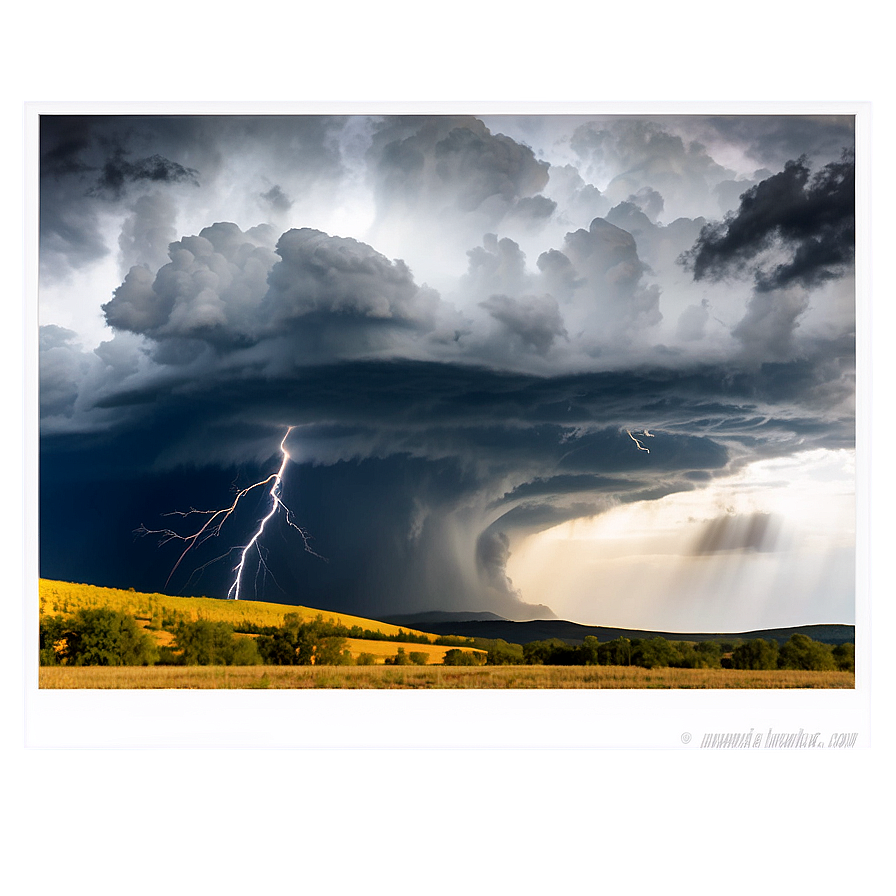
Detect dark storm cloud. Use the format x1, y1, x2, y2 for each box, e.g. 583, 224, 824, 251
39, 326, 89, 417
496, 473, 648, 503
38, 113, 858, 622
91, 149, 199, 198
39, 115, 350, 279
40, 339, 855, 617
683, 152, 855, 292
41, 133, 93, 176
700, 115, 855, 172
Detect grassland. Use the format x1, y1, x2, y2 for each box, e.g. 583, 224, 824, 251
38, 579, 487, 665
39, 579, 434, 639
39, 664, 855, 689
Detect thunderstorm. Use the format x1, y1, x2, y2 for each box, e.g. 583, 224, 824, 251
136, 426, 321, 599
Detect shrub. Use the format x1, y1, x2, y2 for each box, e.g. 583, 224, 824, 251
408, 651, 429, 666
443, 649, 485, 666
832, 642, 855, 673
61, 607, 158, 666
486, 639, 525, 665
175, 619, 239, 665
355, 653, 377, 666
315, 637, 353, 665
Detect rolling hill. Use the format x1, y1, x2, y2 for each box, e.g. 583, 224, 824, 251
377, 612, 855, 646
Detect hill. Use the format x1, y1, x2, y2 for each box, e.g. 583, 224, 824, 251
39, 579, 438, 640
377, 614, 855, 646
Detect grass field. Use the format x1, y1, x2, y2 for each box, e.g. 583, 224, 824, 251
39, 664, 855, 689
38, 579, 436, 640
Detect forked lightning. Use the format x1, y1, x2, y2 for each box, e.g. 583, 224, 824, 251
137, 426, 321, 599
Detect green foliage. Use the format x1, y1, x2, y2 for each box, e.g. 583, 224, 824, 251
443, 648, 486, 666
731, 639, 779, 670
408, 651, 429, 665
832, 642, 855, 672
434, 635, 478, 647
693, 640, 723, 668
355, 652, 377, 666
598, 637, 633, 666
385, 648, 412, 665
778, 634, 836, 671
315, 636, 353, 666
175, 619, 242, 665
55, 607, 158, 666
256, 618, 346, 665
230, 637, 263, 666
39, 614, 68, 666
632, 637, 677, 669
485, 639, 525, 665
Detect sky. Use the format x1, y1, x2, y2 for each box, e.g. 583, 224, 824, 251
37, 110, 857, 632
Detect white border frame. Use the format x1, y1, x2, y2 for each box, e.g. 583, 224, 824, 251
8, 0, 896, 881
23, 101, 872, 750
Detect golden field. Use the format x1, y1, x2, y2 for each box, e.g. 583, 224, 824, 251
39, 664, 855, 689
38, 579, 487, 665
39, 578, 436, 639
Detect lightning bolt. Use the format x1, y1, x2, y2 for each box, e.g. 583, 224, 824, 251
627, 429, 651, 453
137, 426, 323, 600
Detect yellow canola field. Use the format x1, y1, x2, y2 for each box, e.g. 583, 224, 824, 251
38, 579, 436, 641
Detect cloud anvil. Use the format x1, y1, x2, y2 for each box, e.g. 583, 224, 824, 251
38, 110, 856, 632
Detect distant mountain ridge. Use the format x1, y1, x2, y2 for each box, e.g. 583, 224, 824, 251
376, 612, 855, 646
380, 610, 510, 625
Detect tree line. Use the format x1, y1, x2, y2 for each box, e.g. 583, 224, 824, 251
39, 608, 482, 668
39, 607, 853, 673
476, 634, 854, 672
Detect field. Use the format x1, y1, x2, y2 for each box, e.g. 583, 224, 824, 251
39, 579, 434, 638
38, 579, 487, 665
39, 664, 855, 689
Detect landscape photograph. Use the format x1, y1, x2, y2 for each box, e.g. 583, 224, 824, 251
35, 107, 859, 690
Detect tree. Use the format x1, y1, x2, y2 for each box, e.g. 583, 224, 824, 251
62, 607, 158, 666
175, 619, 236, 665
693, 640, 722, 668
486, 639, 525, 665
443, 649, 485, 666
315, 636, 352, 665
778, 634, 836, 671
832, 642, 855, 673
408, 652, 429, 666
39, 614, 68, 666
230, 637, 262, 665
731, 639, 779, 670
580, 636, 601, 665
632, 637, 676, 669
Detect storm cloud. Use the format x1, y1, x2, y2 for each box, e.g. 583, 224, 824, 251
37, 111, 857, 628
683, 152, 855, 292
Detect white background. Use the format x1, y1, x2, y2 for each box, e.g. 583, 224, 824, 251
5, 3, 893, 890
